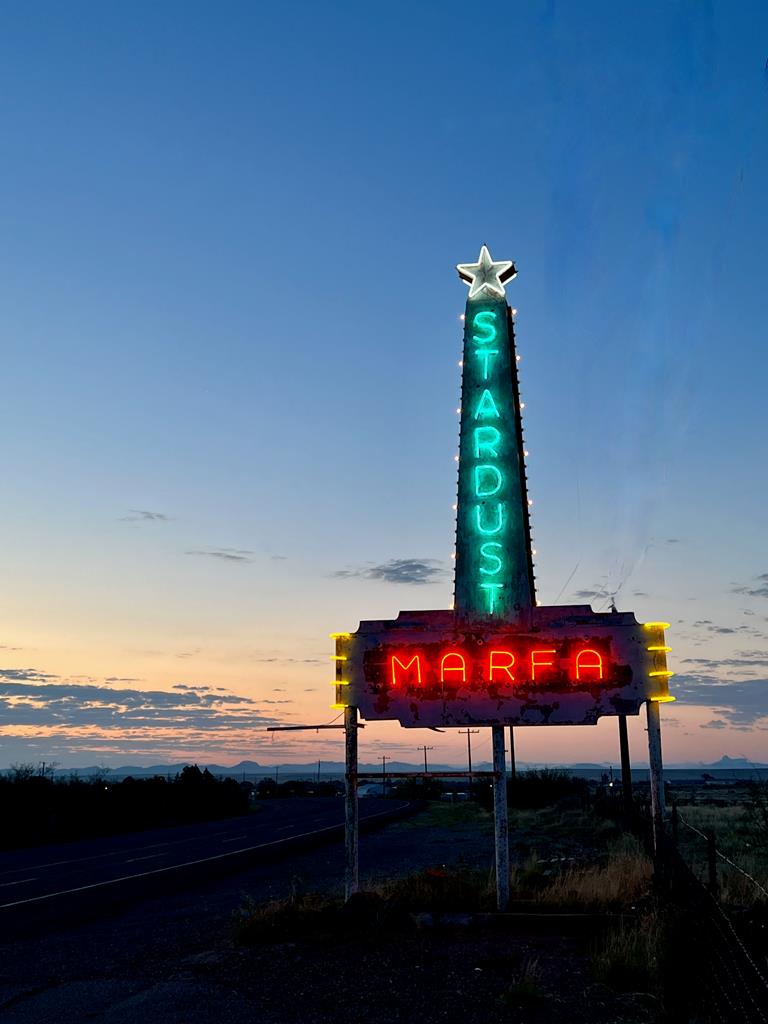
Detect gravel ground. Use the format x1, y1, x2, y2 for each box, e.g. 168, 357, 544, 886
0, 803, 659, 1024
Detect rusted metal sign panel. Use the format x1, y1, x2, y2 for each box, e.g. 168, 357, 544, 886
334, 608, 671, 728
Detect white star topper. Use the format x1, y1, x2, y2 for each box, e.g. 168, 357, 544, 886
456, 245, 517, 299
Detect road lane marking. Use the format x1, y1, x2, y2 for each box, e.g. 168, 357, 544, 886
220, 835, 248, 843
0, 841, 173, 876
0, 878, 37, 887
123, 854, 164, 864
0, 803, 408, 910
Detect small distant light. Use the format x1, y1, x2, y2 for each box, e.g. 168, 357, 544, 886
456, 407, 461, 414
452, 504, 457, 511
454, 454, 459, 462
511, 308, 517, 315
458, 361, 463, 367
532, 549, 537, 555
516, 354, 521, 362
528, 499, 534, 507
520, 402, 526, 409
459, 314, 465, 321
524, 449, 529, 456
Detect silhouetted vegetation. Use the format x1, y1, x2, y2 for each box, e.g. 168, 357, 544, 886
255, 777, 343, 799
0, 763, 250, 849
471, 768, 590, 811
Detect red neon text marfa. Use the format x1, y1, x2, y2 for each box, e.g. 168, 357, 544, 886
389, 648, 604, 687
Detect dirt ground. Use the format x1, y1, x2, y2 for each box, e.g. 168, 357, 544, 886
0, 802, 660, 1024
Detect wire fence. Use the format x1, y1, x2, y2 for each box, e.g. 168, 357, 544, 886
661, 806, 768, 1023
677, 810, 768, 901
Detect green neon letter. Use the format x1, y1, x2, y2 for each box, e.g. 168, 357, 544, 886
479, 542, 503, 576
472, 310, 497, 345
475, 502, 505, 535
474, 389, 500, 419
480, 582, 504, 614
473, 426, 501, 459
475, 349, 498, 381
474, 464, 503, 497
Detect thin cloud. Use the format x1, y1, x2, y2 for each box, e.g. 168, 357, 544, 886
333, 558, 446, 585
672, 673, 768, 727
187, 548, 254, 563
121, 510, 170, 522
0, 675, 284, 736
573, 588, 603, 600
701, 720, 727, 729
732, 573, 768, 599
252, 657, 324, 665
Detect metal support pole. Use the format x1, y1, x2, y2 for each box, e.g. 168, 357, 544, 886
618, 715, 632, 810
508, 725, 517, 783
458, 728, 478, 797
344, 705, 359, 899
491, 724, 510, 910
646, 699, 666, 859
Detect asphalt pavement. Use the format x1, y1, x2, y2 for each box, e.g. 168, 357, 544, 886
0, 797, 408, 932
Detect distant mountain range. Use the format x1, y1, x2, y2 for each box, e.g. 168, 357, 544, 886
19, 753, 766, 778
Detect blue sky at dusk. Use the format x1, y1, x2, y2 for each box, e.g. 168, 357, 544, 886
1, 1, 767, 768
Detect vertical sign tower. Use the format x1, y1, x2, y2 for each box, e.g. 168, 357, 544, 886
455, 246, 534, 622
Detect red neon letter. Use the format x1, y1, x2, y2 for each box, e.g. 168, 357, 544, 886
575, 648, 603, 681
531, 649, 556, 681
488, 650, 515, 682
390, 654, 422, 687
440, 652, 467, 683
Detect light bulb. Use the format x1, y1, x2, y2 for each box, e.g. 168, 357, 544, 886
524, 450, 529, 457
454, 455, 459, 462
511, 308, 517, 315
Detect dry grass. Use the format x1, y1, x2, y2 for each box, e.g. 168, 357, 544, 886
374, 865, 493, 911
233, 891, 337, 944
533, 835, 652, 910
591, 912, 660, 993
498, 956, 547, 1008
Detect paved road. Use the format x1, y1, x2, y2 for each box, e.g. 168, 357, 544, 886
0, 797, 407, 930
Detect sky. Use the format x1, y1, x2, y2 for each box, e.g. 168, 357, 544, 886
1, 1, 767, 770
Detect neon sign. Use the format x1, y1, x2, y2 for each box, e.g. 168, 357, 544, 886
332, 247, 674, 728
454, 297, 533, 619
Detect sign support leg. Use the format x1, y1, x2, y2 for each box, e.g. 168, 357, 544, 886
491, 724, 510, 910
344, 705, 359, 899
646, 699, 665, 858
618, 714, 632, 810
507, 724, 516, 783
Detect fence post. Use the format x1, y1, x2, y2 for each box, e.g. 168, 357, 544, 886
706, 829, 718, 899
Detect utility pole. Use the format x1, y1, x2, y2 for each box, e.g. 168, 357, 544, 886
418, 745, 434, 773
380, 755, 390, 797
458, 729, 479, 795
274, 765, 279, 785
317, 759, 321, 785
